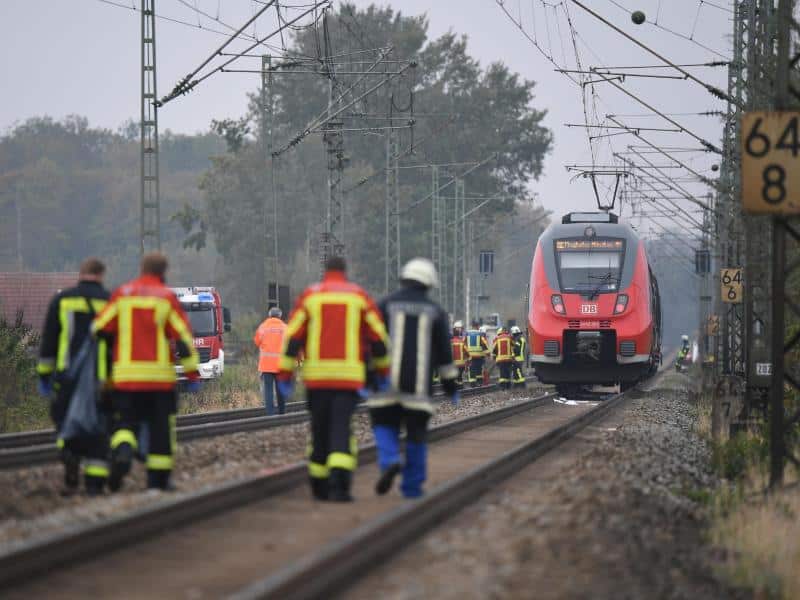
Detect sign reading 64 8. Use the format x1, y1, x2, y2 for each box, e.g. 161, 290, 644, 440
742, 111, 800, 214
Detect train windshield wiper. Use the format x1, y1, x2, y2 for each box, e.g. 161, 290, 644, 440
587, 271, 616, 300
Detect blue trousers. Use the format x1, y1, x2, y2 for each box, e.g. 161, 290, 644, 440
370, 404, 430, 498
261, 372, 285, 415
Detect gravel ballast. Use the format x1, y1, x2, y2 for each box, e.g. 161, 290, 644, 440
348, 372, 747, 600
0, 387, 537, 549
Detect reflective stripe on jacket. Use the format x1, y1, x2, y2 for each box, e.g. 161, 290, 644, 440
513, 336, 527, 362
451, 336, 467, 366
492, 333, 514, 363
254, 317, 286, 373
279, 270, 390, 390
92, 274, 199, 391
465, 330, 489, 357
38, 281, 111, 382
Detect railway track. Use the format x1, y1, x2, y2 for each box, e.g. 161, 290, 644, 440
0, 384, 637, 598
0, 381, 516, 470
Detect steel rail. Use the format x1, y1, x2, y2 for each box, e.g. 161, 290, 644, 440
233, 388, 632, 600
0, 391, 554, 589
0, 381, 521, 470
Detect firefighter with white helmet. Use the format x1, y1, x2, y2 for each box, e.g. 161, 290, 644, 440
368, 258, 458, 498
451, 320, 468, 384
510, 325, 527, 388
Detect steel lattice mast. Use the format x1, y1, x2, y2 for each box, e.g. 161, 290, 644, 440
140, 0, 161, 256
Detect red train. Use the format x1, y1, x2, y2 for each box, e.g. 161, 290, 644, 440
527, 212, 662, 395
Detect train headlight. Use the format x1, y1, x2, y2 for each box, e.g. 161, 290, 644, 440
613, 294, 628, 315
551, 294, 566, 314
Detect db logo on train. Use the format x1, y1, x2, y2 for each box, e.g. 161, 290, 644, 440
580, 304, 598, 315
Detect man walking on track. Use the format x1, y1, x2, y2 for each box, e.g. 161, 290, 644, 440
254, 306, 287, 415
277, 256, 390, 502
38, 257, 112, 496
92, 252, 200, 491
368, 258, 459, 498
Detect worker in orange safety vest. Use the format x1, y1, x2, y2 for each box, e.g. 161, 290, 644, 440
254, 306, 287, 415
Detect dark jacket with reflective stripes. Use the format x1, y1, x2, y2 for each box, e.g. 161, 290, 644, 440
38, 280, 111, 381
378, 283, 458, 398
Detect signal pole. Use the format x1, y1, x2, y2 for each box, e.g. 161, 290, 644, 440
262, 55, 279, 309
140, 0, 161, 256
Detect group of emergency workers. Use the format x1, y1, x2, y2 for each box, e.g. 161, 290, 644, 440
450, 322, 527, 391
38, 254, 200, 496
35, 249, 525, 504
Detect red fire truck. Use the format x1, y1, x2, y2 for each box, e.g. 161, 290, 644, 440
170, 286, 231, 381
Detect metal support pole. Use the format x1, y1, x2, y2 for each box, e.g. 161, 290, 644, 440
140, 0, 161, 256
262, 55, 279, 309
384, 129, 400, 293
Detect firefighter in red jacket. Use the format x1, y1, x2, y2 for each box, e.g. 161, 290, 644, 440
450, 320, 468, 385
492, 327, 514, 390
277, 256, 390, 502
91, 252, 200, 491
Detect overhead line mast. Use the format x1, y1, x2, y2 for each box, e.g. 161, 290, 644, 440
140, 0, 160, 256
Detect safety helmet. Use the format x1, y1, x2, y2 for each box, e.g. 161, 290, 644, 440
510, 325, 521, 335
268, 306, 282, 318
497, 327, 506, 335
453, 320, 464, 329
479, 325, 488, 334
400, 257, 439, 288
681, 334, 689, 341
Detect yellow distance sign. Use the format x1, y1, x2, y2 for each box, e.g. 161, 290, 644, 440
742, 111, 800, 214
721, 268, 743, 304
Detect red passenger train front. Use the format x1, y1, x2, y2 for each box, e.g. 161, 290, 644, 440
527, 212, 661, 392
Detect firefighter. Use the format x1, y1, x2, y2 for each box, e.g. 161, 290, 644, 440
254, 306, 287, 415
277, 256, 390, 502
464, 321, 489, 387
450, 320, 468, 385
510, 325, 527, 388
492, 327, 514, 390
37, 258, 111, 496
91, 252, 200, 492
368, 258, 458, 498
676, 334, 690, 371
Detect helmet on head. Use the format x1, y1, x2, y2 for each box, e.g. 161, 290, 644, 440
511, 325, 521, 335
479, 325, 488, 334
268, 306, 282, 318
453, 320, 464, 329
497, 327, 506, 335
400, 257, 439, 288
681, 334, 689, 342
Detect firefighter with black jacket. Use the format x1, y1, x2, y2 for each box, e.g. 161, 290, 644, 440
38, 258, 111, 495
91, 253, 200, 491
510, 325, 527, 388
277, 256, 390, 502
368, 258, 459, 498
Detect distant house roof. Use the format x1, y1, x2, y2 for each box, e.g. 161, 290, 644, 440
0, 272, 78, 331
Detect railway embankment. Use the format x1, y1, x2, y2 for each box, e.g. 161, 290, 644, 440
347, 370, 749, 599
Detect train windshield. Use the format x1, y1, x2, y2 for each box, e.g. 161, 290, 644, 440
554, 238, 625, 295
183, 303, 216, 337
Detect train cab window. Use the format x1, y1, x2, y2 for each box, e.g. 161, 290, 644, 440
554, 238, 625, 296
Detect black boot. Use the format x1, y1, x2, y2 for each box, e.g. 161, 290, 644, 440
147, 470, 172, 490
328, 468, 354, 502
108, 443, 134, 493
375, 463, 402, 496
310, 477, 329, 501
60, 448, 80, 496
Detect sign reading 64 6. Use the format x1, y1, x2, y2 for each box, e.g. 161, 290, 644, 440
742, 111, 800, 214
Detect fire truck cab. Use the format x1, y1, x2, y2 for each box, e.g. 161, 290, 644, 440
170, 286, 231, 380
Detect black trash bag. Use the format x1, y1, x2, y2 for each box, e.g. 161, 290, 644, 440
59, 338, 104, 441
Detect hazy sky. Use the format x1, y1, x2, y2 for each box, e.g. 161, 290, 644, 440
0, 0, 731, 224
